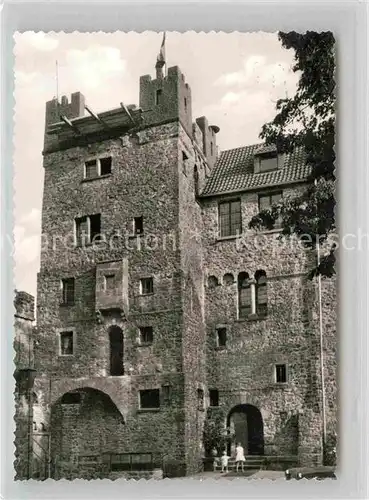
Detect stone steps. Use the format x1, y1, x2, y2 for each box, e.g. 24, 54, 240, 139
214, 457, 264, 471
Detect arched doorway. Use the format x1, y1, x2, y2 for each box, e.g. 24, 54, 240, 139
109, 325, 124, 376
50, 387, 125, 479
227, 404, 264, 456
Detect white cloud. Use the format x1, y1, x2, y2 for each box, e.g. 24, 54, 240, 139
215, 55, 297, 94
221, 91, 244, 104
20, 208, 41, 229
65, 46, 127, 90
14, 226, 40, 265
15, 32, 59, 53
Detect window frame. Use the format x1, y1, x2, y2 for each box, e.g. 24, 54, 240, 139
83, 156, 112, 180
133, 216, 144, 235
139, 388, 161, 410
216, 327, 227, 348
238, 272, 252, 318
258, 152, 279, 173
209, 389, 219, 407
58, 329, 76, 357
61, 277, 75, 306
218, 199, 242, 238
74, 213, 102, 246
140, 277, 154, 296
275, 363, 288, 384
139, 326, 154, 345
255, 271, 268, 317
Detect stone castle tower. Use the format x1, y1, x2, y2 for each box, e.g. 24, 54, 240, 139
27, 48, 336, 479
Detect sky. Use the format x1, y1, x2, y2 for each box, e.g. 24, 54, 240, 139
13, 31, 298, 297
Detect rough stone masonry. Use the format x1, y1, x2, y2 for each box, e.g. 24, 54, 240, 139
14, 52, 337, 479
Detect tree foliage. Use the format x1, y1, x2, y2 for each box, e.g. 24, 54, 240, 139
249, 31, 336, 278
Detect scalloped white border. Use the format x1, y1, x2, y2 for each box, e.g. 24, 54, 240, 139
2, 1, 368, 498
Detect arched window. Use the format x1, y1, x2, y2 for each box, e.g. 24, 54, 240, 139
238, 272, 251, 318
255, 270, 267, 317
109, 326, 124, 376
194, 165, 199, 195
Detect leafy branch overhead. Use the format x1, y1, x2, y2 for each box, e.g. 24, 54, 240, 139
249, 31, 336, 278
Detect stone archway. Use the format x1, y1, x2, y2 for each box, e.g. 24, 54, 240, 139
227, 404, 265, 456
50, 387, 125, 479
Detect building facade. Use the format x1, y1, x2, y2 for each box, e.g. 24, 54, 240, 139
23, 55, 336, 478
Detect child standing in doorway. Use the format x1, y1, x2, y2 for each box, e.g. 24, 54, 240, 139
235, 443, 245, 472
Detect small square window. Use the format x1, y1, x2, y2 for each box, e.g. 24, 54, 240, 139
275, 364, 287, 383
139, 389, 160, 409
60, 331, 74, 356
216, 328, 227, 347
209, 389, 219, 407
134, 217, 144, 235
100, 157, 112, 175
61, 278, 75, 305
104, 274, 115, 291
139, 326, 153, 344
85, 159, 98, 179
140, 278, 154, 295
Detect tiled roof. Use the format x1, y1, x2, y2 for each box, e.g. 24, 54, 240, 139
201, 144, 311, 197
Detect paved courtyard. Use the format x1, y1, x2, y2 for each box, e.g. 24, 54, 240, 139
190, 470, 285, 480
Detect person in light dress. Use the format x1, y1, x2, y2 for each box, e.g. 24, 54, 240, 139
220, 451, 230, 473
235, 443, 245, 472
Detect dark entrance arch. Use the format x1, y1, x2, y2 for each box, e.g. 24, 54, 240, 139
109, 326, 124, 376
50, 387, 125, 479
227, 404, 264, 456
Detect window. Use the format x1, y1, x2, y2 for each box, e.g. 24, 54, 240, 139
255, 270, 267, 316
90, 214, 102, 242
110, 453, 153, 472
61, 392, 81, 404
60, 331, 74, 355
209, 389, 219, 407
238, 272, 252, 318
84, 157, 112, 179
139, 389, 160, 409
258, 191, 283, 211
109, 326, 124, 376
219, 200, 241, 237
162, 384, 172, 405
275, 364, 287, 383
104, 274, 115, 291
100, 157, 112, 175
156, 89, 163, 105
258, 152, 278, 172
258, 192, 282, 228
210, 141, 213, 156
140, 277, 154, 295
197, 388, 204, 411
134, 217, 144, 235
75, 214, 102, 246
61, 278, 75, 305
139, 326, 153, 344
184, 97, 187, 111
216, 327, 227, 347
85, 159, 98, 179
